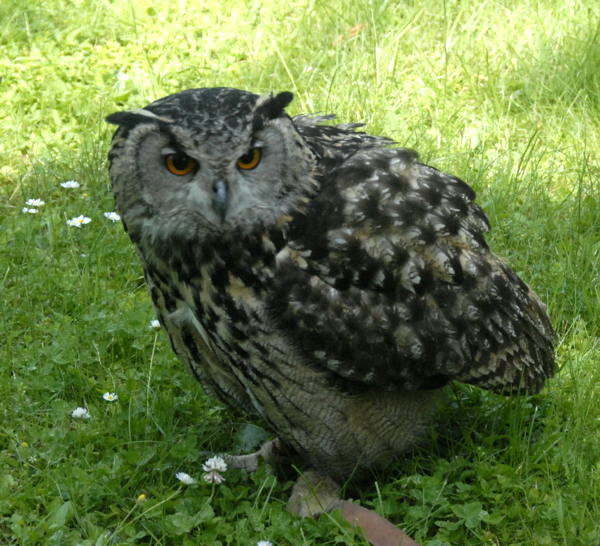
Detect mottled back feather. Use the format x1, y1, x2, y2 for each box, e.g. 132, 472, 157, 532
275, 118, 555, 393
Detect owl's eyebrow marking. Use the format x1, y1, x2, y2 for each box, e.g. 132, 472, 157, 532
161, 136, 195, 157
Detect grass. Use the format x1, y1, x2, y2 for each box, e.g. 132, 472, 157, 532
0, 0, 598, 544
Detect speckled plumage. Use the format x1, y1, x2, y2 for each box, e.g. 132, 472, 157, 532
107, 87, 555, 479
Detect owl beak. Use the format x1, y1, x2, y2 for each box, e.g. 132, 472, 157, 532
212, 179, 229, 222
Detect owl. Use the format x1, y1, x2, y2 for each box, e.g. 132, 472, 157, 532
106, 87, 555, 485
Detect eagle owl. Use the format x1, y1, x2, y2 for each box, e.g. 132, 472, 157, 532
107, 87, 555, 481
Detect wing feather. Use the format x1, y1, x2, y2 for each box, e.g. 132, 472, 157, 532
271, 133, 555, 394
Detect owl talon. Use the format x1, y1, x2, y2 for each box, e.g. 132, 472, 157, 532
286, 470, 342, 517
286, 470, 420, 546
224, 438, 290, 473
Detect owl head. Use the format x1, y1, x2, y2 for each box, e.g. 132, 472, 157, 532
107, 88, 317, 244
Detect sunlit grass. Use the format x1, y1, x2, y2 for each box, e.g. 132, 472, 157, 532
1, 0, 598, 544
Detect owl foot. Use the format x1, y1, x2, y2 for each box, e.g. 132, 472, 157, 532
224, 438, 293, 473
286, 469, 342, 516
227, 445, 420, 545
287, 470, 420, 546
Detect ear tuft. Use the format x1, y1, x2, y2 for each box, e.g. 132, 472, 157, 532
105, 108, 172, 129
271, 91, 294, 113
253, 92, 294, 131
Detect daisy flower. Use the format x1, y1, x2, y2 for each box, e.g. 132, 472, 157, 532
60, 180, 80, 189
175, 472, 196, 485
71, 407, 91, 419
149, 319, 161, 329
202, 455, 227, 484
102, 392, 118, 402
67, 215, 92, 227
22, 208, 39, 214
257, 541, 273, 546
26, 199, 45, 207
103, 211, 121, 222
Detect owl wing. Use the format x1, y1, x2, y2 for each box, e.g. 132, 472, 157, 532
271, 144, 555, 394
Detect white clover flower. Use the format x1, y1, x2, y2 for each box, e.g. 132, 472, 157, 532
102, 392, 118, 402
257, 541, 273, 546
202, 455, 227, 484
175, 472, 196, 485
22, 207, 39, 214
67, 215, 92, 227
60, 180, 80, 189
149, 319, 161, 329
202, 455, 228, 473
26, 199, 45, 207
103, 211, 121, 222
71, 407, 91, 419
203, 470, 226, 484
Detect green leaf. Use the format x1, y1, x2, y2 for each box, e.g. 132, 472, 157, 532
451, 501, 488, 529
47, 501, 74, 529
166, 502, 215, 535
166, 512, 198, 535
434, 519, 461, 531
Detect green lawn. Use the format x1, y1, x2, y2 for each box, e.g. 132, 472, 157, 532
1, 1, 598, 544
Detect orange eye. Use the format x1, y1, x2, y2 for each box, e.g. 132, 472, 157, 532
164, 152, 197, 176
236, 148, 262, 170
